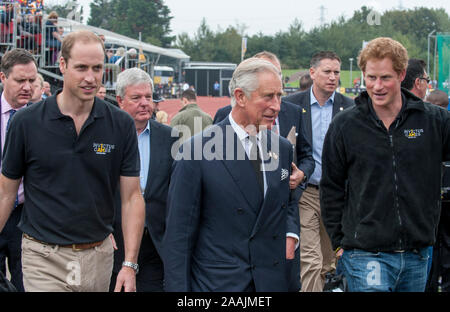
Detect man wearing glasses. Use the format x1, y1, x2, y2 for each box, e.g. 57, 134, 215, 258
401, 59, 430, 100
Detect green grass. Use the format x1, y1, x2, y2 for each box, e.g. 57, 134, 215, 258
282, 69, 363, 95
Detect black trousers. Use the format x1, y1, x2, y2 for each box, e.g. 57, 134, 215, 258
426, 201, 450, 292
110, 228, 164, 292
0, 204, 24, 292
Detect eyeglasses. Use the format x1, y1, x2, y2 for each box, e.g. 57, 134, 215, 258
419, 77, 430, 84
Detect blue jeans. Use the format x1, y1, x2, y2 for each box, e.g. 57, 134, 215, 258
341, 248, 429, 292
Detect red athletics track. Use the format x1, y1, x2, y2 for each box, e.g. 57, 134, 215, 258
158, 96, 231, 123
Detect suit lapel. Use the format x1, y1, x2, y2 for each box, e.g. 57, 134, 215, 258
278, 102, 289, 137
144, 120, 162, 197
251, 131, 281, 237
218, 120, 264, 214
301, 91, 313, 145
332, 94, 345, 117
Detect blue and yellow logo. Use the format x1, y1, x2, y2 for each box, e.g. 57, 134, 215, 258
93, 143, 115, 155
404, 129, 424, 139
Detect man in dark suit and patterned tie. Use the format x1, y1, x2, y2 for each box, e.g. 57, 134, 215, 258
164, 57, 299, 292
213, 51, 315, 193
284, 51, 354, 292
111, 67, 179, 291
213, 51, 315, 291
0, 48, 37, 292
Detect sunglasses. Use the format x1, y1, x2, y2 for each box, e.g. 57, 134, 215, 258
419, 77, 430, 84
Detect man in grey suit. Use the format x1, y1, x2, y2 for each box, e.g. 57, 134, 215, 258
111, 68, 179, 291
284, 51, 354, 292
164, 57, 299, 291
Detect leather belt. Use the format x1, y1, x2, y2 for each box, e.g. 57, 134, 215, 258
307, 183, 319, 190
23, 233, 103, 251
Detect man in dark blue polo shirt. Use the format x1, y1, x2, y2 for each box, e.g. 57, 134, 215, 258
0, 30, 145, 292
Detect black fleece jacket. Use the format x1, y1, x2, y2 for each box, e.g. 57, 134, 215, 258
320, 89, 450, 252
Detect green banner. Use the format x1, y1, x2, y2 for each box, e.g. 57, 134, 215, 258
437, 33, 450, 93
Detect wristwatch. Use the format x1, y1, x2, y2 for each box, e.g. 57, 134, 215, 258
302, 174, 307, 184
122, 261, 139, 274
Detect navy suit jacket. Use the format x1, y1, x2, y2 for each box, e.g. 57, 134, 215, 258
213, 100, 315, 195
163, 117, 298, 291
283, 88, 354, 148
112, 119, 179, 273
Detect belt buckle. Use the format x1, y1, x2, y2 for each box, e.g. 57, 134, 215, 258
72, 244, 83, 252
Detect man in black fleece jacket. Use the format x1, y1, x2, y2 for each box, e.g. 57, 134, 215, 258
320, 37, 450, 292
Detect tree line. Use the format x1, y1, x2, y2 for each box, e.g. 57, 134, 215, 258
175, 6, 450, 70
46, 2, 450, 71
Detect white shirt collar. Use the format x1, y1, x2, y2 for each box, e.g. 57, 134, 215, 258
228, 112, 263, 142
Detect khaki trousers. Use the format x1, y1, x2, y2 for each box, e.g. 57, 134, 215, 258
21, 235, 113, 292
299, 186, 335, 292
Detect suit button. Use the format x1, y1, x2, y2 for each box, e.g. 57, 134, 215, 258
273, 260, 279, 266
282, 204, 286, 209
252, 265, 256, 270
273, 235, 277, 240
237, 208, 244, 214
249, 237, 253, 241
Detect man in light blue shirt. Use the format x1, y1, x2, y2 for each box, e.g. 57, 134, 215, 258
285, 51, 354, 291
112, 67, 179, 292
308, 90, 334, 187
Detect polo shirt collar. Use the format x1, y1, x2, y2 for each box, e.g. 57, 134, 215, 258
47, 89, 106, 120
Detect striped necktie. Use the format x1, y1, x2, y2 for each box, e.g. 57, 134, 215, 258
6, 109, 16, 131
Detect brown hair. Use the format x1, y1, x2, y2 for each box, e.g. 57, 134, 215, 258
426, 90, 449, 109
358, 37, 408, 74
310, 51, 341, 68
61, 30, 105, 63
181, 89, 196, 102
1, 48, 37, 77
48, 11, 58, 20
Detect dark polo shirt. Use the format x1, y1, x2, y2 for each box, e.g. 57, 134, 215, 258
1, 92, 140, 245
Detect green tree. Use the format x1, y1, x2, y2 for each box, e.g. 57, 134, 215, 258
87, 0, 115, 29
88, 0, 174, 47
45, 0, 84, 23
173, 6, 450, 71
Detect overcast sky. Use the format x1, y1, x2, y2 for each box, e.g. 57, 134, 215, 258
52, 0, 449, 37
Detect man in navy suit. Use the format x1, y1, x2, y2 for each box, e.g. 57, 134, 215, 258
111, 68, 179, 291
214, 51, 314, 191
164, 57, 299, 292
213, 51, 314, 291
284, 51, 354, 291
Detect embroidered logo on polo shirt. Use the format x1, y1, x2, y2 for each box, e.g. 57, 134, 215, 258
93, 143, 115, 155
404, 129, 424, 139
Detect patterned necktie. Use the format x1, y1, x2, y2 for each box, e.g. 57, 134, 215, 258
6, 109, 19, 208
6, 109, 16, 132
248, 136, 264, 194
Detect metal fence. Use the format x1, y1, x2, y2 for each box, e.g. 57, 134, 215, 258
0, 2, 68, 69
1, 2, 178, 96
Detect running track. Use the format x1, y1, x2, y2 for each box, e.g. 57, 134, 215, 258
158, 96, 231, 123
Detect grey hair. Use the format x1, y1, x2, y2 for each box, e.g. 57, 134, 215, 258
229, 57, 280, 107
116, 67, 154, 98
36, 73, 44, 88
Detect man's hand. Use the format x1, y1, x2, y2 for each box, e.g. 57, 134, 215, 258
336, 248, 344, 259
289, 163, 305, 190
286, 237, 297, 259
109, 234, 118, 250
114, 267, 136, 292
